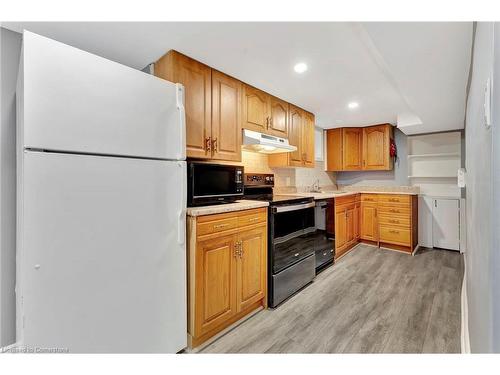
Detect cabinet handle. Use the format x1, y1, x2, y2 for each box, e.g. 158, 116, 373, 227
234, 242, 239, 257
270, 117, 273, 128
389, 230, 400, 234
205, 137, 212, 153
212, 138, 218, 153
435, 200, 437, 208
266, 117, 270, 129
240, 242, 244, 258
389, 219, 399, 223
213, 223, 228, 229
249, 217, 260, 222
389, 209, 399, 213
389, 198, 399, 202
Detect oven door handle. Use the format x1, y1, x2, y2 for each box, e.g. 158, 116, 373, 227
274, 201, 316, 213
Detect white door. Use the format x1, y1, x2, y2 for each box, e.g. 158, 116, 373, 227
20, 31, 185, 160
18, 151, 187, 353
432, 198, 460, 251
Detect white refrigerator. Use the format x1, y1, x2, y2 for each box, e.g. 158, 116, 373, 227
16, 31, 187, 353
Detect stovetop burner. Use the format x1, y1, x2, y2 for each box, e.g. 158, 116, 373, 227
243, 172, 312, 205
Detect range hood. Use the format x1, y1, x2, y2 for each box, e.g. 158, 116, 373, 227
242, 129, 297, 154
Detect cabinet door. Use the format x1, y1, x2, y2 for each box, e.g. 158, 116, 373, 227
360, 203, 378, 241
342, 128, 363, 170
288, 105, 304, 166
155, 51, 211, 159
335, 208, 347, 249
242, 85, 270, 133
211, 70, 242, 162
326, 128, 343, 171
269, 96, 288, 137
354, 203, 360, 240
302, 111, 315, 168
363, 125, 390, 170
346, 205, 355, 244
195, 234, 237, 336
236, 225, 267, 312
432, 199, 460, 251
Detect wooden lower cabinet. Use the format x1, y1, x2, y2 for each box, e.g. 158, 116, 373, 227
335, 193, 418, 258
360, 202, 378, 242
236, 227, 267, 312
334, 194, 359, 259
195, 234, 237, 335
187, 208, 267, 348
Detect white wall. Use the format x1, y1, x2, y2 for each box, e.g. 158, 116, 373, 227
335, 128, 409, 187
0, 27, 21, 347
464, 22, 494, 353
492, 23, 500, 353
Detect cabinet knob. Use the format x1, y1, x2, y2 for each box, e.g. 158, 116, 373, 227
212, 138, 218, 153
205, 137, 212, 153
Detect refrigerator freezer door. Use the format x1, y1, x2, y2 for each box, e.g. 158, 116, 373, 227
20, 31, 185, 160
18, 151, 187, 353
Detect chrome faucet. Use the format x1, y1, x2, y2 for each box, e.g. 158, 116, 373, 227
310, 179, 321, 193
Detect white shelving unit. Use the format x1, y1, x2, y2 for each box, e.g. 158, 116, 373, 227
407, 131, 461, 196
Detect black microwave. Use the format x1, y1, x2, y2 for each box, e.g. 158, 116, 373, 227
187, 162, 244, 206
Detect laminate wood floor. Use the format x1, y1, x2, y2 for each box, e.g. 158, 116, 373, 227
200, 245, 464, 354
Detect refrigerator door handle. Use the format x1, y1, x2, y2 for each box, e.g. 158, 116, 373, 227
178, 210, 186, 245
176, 83, 186, 160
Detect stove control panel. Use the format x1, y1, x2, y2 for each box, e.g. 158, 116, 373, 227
244, 173, 275, 187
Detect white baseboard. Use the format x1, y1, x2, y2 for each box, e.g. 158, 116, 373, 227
461, 265, 471, 353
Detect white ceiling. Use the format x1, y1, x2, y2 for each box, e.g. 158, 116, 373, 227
2, 22, 473, 134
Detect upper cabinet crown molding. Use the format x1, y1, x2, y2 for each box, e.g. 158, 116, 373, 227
326, 124, 394, 172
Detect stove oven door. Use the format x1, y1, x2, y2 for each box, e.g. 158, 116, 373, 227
269, 200, 317, 307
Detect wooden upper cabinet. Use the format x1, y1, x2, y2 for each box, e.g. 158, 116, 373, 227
269, 96, 288, 137
242, 85, 270, 133
342, 128, 363, 170
268, 106, 315, 168
287, 105, 304, 166
326, 128, 343, 171
326, 124, 394, 171
211, 70, 242, 162
303, 112, 315, 167
362, 124, 393, 170
236, 226, 267, 312
154, 50, 211, 159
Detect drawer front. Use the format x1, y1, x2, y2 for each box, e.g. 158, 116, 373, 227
270, 253, 315, 308
378, 194, 411, 205
197, 217, 238, 236
360, 194, 378, 203
378, 205, 411, 216
378, 214, 410, 227
238, 210, 267, 227
379, 226, 411, 245
335, 195, 356, 206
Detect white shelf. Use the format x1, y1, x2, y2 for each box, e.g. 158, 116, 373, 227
408, 175, 457, 178
407, 153, 460, 158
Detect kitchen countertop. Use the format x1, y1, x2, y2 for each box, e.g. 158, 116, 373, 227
280, 190, 419, 200
186, 200, 269, 217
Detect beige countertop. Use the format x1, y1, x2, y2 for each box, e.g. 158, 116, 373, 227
186, 200, 269, 217
280, 190, 418, 200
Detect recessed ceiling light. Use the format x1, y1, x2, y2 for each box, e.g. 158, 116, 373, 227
347, 102, 359, 109
293, 62, 308, 74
